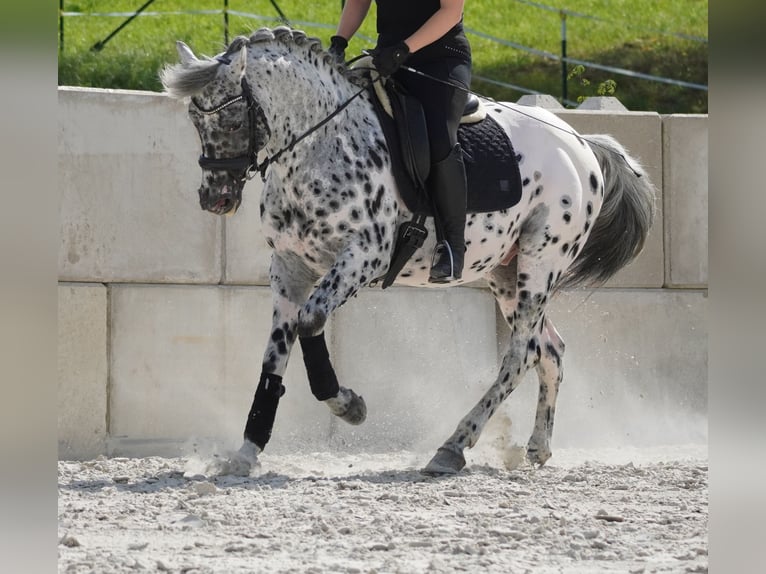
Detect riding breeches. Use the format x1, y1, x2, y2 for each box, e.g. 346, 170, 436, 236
392, 57, 472, 162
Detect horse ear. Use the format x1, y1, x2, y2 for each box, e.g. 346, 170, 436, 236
176, 41, 198, 65
230, 45, 248, 78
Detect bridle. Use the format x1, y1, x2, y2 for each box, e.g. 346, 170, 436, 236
192, 75, 270, 182
192, 61, 377, 183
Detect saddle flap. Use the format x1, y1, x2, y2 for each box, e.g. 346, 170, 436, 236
386, 81, 431, 190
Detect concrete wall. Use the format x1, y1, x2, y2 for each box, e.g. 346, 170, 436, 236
58, 88, 708, 459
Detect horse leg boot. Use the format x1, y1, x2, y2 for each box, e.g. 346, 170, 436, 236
429, 143, 468, 283
300, 332, 366, 425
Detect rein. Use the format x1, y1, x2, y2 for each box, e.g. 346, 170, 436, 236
255, 79, 374, 180
194, 64, 377, 183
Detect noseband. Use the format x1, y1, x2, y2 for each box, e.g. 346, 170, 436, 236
192, 75, 271, 181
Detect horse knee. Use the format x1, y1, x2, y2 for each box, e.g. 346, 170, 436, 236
297, 307, 327, 338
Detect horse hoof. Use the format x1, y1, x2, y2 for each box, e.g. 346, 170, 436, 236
326, 387, 367, 425
208, 441, 261, 476
526, 445, 551, 467
421, 447, 466, 476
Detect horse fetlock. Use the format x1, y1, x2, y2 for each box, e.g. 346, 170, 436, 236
526, 439, 552, 466
324, 386, 367, 425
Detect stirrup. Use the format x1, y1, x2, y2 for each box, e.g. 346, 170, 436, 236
429, 241, 461, 283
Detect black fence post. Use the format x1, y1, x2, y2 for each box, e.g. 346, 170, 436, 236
224, 0, 229, 46
91, 0, 158, 52
270, 0, 290, 25
560, 11, 568, 104
59, 0, 64, 52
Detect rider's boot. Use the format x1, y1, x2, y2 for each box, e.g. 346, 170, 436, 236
429, 143, 467, 283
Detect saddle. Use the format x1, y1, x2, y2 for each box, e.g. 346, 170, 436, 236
362, 66, 523, 287
376, 79, 484, 193
370, 76, 522, 216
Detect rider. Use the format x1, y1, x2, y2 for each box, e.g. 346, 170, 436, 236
329, 0, 472, 282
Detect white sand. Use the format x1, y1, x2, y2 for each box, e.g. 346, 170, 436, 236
58, 444, 707, 573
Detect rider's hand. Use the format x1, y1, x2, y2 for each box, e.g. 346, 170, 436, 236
372, 41, 410, 77
328, 35, 348, 64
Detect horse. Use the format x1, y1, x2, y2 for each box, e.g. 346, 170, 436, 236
161, 26, 655, 476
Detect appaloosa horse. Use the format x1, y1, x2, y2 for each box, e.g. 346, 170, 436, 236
161, 26, 655, 475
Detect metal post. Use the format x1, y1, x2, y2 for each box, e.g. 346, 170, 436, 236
90, 0, 158, 52
224, 0, 229, 46
560, 11, 568, 104
270, 0, 290, 25
59, 0, 64, 52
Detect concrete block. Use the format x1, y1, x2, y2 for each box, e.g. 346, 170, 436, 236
108, 284, 332, 456
223, 178, 273, 285
577, 97, 628, 111
58, 284, 108, 459
495, 289, 707, 454
555, 110, 664, 288
109, 285, 226, 449
329, 286, 500, 451
58, 88, 222, 283
663, 115, 708, 287
517, 94, 564, 109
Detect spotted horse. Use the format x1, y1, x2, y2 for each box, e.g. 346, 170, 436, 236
161, 27, 655, 476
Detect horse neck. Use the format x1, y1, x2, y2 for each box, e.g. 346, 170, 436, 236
247, 47, 359, 156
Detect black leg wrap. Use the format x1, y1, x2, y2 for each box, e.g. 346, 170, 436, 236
243, 373, 285, 450
299, 333, 340, 401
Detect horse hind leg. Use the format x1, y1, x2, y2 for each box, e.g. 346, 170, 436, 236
527, 318, 565, 466
423, 248, 561, 475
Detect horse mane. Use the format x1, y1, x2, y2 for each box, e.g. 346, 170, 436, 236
162, 26, 359, 99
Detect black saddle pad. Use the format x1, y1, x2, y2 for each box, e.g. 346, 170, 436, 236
372, 94, 522, 215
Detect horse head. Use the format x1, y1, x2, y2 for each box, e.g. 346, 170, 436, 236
161, 38, 271, 215
162, 27, 363, 216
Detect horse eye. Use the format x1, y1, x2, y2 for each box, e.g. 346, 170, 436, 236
228, 122, 244, 132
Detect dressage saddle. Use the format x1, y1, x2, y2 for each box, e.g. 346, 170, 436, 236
369, 76, 523, 287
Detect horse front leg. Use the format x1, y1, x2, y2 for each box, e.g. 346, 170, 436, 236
239, 253, 314, 463
296, 242, 381, 426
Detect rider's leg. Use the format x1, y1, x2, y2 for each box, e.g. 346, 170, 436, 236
396, 58, 471, 282
428, 143, 467, 282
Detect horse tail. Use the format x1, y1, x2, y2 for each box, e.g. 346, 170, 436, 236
557, 134, 656, 290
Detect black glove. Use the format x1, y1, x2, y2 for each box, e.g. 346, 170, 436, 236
328, 35, 348, 63
372, 41, 410, 77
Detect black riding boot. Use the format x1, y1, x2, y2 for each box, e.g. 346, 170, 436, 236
429, 143, 467, 283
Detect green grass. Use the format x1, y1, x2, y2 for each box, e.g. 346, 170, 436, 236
58, 0, 707, 112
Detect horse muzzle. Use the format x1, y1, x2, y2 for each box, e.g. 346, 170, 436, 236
199, 182, 243, 215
